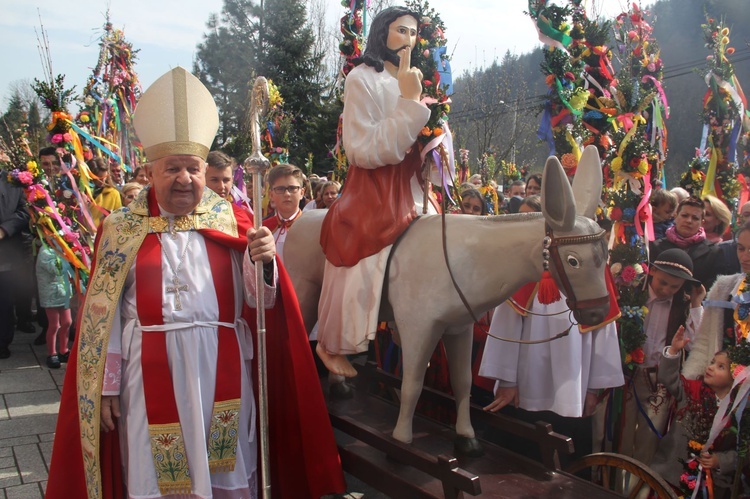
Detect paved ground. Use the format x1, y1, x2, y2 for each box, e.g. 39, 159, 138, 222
0, 325, 63, 499
0, 326, 381, 499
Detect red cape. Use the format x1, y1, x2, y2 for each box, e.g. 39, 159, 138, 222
46, 199, 345, 499
262, 214, 279, 232
320, 149, 422, 267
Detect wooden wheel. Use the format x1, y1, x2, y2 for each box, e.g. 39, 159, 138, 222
565, 452, 678, 499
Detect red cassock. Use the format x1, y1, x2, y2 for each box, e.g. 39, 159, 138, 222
46, 203, 346, 499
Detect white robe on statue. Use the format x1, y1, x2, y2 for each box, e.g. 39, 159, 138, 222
479, 296, 624, 417
103, 222, 276, 499
317, 64, 432, 354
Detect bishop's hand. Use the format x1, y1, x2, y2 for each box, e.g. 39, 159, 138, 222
397, 46, 422, 102
101, 396, 121, 432
247, 226, 276, 264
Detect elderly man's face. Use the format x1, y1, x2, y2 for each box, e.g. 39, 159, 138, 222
147, 155, 206, 215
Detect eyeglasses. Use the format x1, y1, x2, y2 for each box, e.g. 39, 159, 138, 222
271, 185, 302, 194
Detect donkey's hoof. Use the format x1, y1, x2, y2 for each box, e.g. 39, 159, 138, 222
329, 381, 354, 399
454, 436, 483, 457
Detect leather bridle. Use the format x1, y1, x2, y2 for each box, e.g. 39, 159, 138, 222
544, 223, 610, 313
440, 211, 609, 345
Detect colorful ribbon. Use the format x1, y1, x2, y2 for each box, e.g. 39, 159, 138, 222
634, 172, 655, 241
641, 75, 669, 119
66, 121, 122, 163
701, 136, 719, 198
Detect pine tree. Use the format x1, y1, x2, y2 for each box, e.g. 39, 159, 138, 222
257, 0, 329, 167
27, 100, 45, 155
194, 0, 260, 157
194, 0, 333, 167
1, 91, 27, 151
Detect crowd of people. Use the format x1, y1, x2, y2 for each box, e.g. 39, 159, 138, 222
475, 182, 750, 496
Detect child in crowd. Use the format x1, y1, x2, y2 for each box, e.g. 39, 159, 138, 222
263, 163, 305, 263
615, 249, 705, 467
205, 151, 235, 200
507, 179, 525, 198
651, 326, 737, 497
206, 151, 254, 213
36, 243, 72, 369
459, 188, 487, 215
650, 188, 677, 240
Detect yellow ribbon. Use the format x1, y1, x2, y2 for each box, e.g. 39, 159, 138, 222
565, 130, 581, 161
701, 136, 719, 198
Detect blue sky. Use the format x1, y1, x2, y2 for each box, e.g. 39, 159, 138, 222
0, 0, 632, 107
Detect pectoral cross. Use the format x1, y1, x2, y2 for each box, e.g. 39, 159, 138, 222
166, 275, 189, 311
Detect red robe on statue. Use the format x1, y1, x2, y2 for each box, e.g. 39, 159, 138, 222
45, 198, 345, 499
320, 148, 422, 267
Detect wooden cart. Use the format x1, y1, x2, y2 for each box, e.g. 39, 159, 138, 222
324, 363, 677, 498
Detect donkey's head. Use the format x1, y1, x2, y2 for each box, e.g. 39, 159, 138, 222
541, 145, 610, 326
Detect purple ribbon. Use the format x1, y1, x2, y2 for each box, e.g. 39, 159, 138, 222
537, 105, 555, 156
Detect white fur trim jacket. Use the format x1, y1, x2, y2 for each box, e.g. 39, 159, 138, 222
682, 273, 743, 379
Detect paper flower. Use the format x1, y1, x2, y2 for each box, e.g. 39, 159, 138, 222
630, 347, 645, 364
17, 171, 34, 185
621, 265, 637, 283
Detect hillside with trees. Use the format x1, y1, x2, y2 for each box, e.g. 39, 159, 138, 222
449, 0, 750, 186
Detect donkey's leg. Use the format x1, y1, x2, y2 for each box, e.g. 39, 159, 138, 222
442, 328, 475, 438
442, 327, 483, 457
392, 325, 442, 444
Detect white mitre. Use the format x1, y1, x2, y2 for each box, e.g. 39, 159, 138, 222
133, 67, 219, 162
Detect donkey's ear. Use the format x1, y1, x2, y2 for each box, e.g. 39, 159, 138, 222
542, 155, 576, 232
572, 145, 603, 220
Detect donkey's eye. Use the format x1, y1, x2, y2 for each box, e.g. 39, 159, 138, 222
566, 255, 580, 268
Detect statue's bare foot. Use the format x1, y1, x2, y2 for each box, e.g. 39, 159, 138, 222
316, 344, 357, 378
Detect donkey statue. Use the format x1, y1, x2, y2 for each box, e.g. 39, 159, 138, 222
283, 145, 610, 452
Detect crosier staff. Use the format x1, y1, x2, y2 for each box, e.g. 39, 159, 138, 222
243, 76, 271, 499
